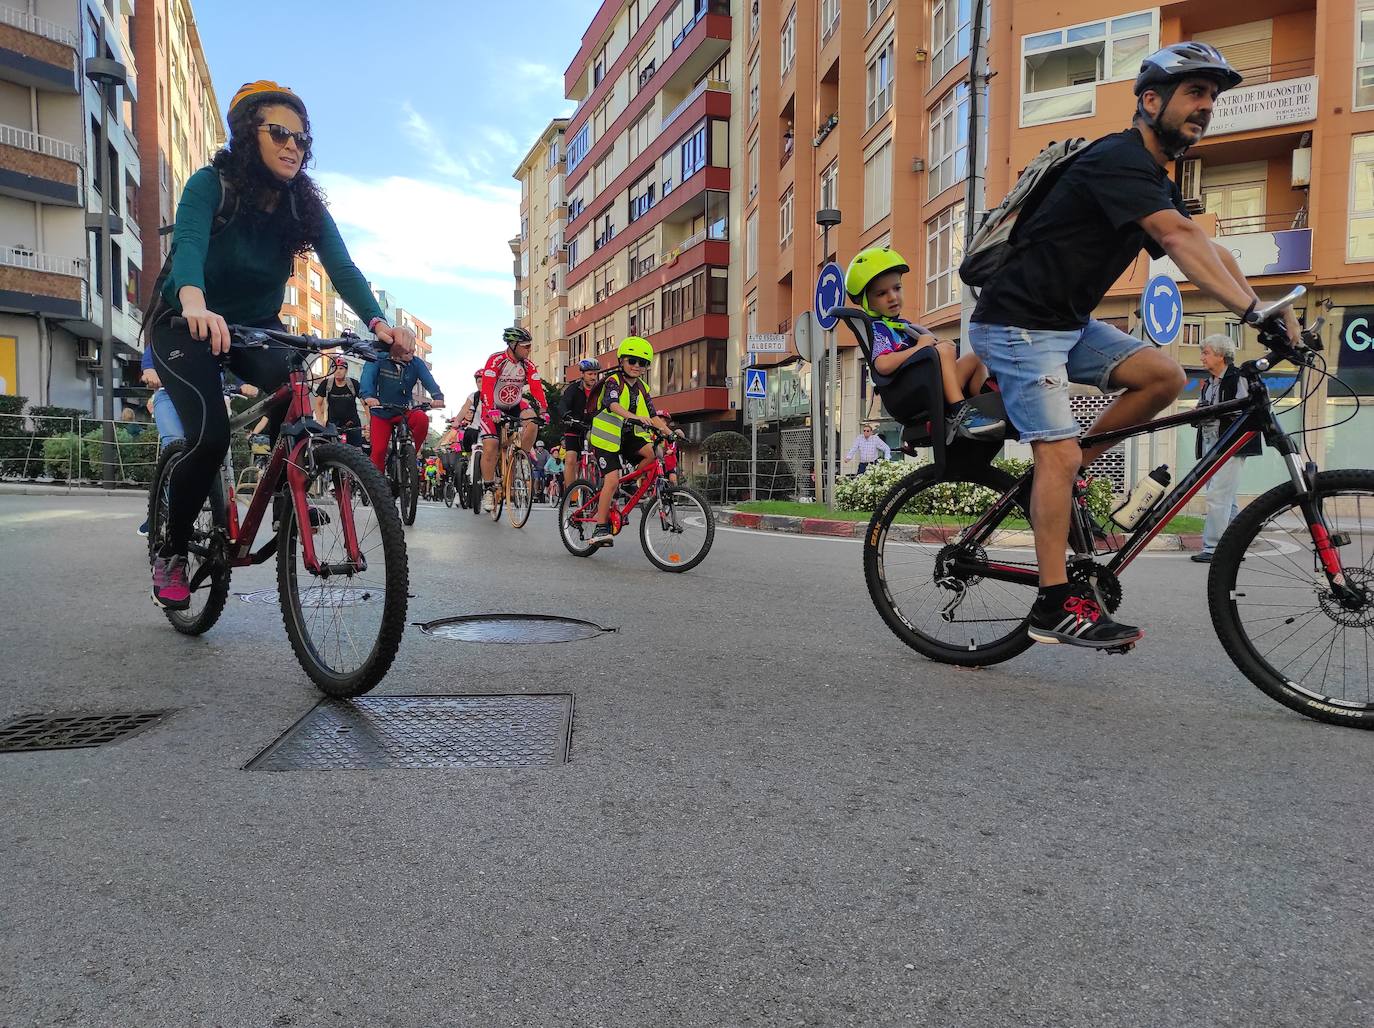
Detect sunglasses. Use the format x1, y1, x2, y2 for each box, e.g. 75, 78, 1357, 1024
259, 123, 312, 151
624, 356, 651, 368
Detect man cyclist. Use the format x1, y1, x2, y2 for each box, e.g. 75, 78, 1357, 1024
966, 42, 1301, 650
359, 346, 445, 475
478, 327, 548, 501
558, 358, 601, 494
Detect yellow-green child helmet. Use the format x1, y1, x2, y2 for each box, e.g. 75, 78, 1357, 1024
618, 336, 654, 362
845, 247, 910, 315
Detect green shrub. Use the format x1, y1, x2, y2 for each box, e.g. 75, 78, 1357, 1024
0, 395, 38, 476
0, 394, 25, 416
42, 427, 156, 483
27, 405, 85, 437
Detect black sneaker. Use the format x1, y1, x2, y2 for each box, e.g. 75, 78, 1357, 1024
1027, 588, 1143, 649
589, 524, 614, 548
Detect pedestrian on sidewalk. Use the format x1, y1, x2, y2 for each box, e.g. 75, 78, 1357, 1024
1192, 333, 1261, 563
844, 424, 891, 475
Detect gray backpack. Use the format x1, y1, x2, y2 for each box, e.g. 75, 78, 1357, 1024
958, 137, 1095, 290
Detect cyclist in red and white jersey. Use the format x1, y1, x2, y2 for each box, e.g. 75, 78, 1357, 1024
478, 326, 548, 497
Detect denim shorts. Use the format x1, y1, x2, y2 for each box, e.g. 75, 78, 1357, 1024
968, 320, 1149, 443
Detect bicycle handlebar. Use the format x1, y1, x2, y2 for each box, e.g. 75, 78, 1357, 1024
1239, 286, 1328, 376
170, 317, 382, 360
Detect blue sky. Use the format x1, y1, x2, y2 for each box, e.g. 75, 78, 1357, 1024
195, 0, 600, 407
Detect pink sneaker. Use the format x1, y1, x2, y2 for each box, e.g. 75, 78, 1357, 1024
151, 555, 191, 610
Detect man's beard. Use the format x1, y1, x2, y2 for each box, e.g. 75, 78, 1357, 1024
1156, 111, 1208, 160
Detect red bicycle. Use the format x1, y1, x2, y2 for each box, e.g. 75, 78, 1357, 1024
146, 321, 408, 697
558, 428, 715, 572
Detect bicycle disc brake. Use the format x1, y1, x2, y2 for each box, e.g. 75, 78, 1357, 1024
1069, 561, 1122, 613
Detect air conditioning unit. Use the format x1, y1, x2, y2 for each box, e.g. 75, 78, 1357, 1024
77, 339, 99, 364
557, 201, 570, 211
1179, 158, 1203, 213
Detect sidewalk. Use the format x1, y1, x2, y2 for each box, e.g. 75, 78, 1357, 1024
718, 507, 1201, 551
0, 480, 146, 498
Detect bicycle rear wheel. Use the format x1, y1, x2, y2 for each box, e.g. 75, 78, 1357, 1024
559, 478, 600, 557
640, 485, 715, 572
444, 479, 456, 507
398, 439, 419, 526
148, 441, 231, 635
1209, 469, 1374, 728
864, 463, 1036, 666
278, 441, 409, 697
507, 450, 534, 529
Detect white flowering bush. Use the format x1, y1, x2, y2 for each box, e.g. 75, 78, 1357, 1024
834, 456, 1113, 521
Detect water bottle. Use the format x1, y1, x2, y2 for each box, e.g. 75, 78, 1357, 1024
1110, 465, 1172, 530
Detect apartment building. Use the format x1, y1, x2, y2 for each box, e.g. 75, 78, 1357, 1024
560, 0, 739, 441
513, 116, 570, 382
132, 0, 220, 307
0, 0, 144, 412
280, 251, 326, 336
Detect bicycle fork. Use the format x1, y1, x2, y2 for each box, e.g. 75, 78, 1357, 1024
286, 439, 366, 577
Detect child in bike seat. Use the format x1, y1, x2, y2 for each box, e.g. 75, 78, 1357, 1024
845, 246, 1004, 440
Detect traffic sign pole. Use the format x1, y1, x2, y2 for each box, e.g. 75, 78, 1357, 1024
813, 237, 843, 505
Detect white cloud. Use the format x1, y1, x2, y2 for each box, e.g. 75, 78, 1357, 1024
513, 60, 565, 97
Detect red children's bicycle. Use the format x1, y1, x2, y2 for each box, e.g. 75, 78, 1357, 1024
558, 428, 715, 572
146, 321, 408, 697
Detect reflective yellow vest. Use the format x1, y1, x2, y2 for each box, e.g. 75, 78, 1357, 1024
589, 372, 653, 451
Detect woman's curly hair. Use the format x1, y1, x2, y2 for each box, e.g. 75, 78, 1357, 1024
211, 96, 327, 258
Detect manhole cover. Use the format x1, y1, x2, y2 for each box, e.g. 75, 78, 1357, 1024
245, 695, 574, 770
0, 711, 171, 753
414, 614, 613, 644
238, 586, 380, 607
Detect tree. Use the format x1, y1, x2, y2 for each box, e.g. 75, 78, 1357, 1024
535, 381, 564, 447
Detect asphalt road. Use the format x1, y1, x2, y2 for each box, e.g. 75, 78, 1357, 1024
1, 490, 1371, 1028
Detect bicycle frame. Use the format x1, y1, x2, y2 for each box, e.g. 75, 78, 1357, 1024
948, 373, 1320, 588
206, 359, 364, 578
567, 440, 667, 527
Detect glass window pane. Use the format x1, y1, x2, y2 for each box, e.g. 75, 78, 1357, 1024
1111, 34, 1150, 79
1111, 12, 1152, 34
1025, 30, 1062, 51
1358, 67, 1374, 109
1362, 11, 1374, 60
1022, 89, 1094, 124
1350, 216, 1374, 260
1067, 22, 1105, 42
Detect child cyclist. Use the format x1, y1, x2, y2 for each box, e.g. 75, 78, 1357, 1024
586, 336, 672, 547
845, 247, 1003, 440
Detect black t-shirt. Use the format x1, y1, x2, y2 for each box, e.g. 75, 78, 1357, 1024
559, 382, 597, 428
315, 376, 360, 427
974, 128, 1189, 331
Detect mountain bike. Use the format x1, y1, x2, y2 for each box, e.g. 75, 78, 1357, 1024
371, 401, 430, 526
146, 321, 408, 698
855, 286, 1374, 729
486, 409, 537, 529
559, 428, 714, 572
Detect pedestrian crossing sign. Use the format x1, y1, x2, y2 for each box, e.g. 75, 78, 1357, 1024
745, 368, 768, 399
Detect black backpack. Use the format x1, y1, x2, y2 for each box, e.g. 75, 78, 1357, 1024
140, 170, 240, 341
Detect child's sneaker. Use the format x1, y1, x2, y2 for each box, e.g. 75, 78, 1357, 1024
946, 400, 1006, 442
589, 524, 614, 548
151, 555, 191, 610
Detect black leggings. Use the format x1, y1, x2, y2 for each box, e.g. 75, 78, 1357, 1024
150, 317, 291, 555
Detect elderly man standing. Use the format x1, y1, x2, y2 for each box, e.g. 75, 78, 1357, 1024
844, 423, 892, 475
1192, 333, 1262, 563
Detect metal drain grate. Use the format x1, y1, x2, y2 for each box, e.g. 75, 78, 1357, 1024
246, 694, 574, 771
0, 711, 171, 753
414, 614, 613, 644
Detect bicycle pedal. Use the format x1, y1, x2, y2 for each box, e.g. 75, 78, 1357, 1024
1104, 643, 1137, 656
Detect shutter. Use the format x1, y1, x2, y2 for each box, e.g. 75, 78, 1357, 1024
1195, 20, 1272, 79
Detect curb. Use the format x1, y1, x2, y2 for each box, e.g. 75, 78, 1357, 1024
718, 509, 1198, 550
0, 481, 146, 497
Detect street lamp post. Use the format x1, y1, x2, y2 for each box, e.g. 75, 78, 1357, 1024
87, 21, 128, 488
816, 207, 841, 507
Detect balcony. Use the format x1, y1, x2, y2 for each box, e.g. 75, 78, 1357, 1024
1207, 60, 1317, 138
0, 123, 81, 205
0, 247, 85, 319
661, 78, 729, 136
0, 5, 78, 93
1147, 220, 1312, 282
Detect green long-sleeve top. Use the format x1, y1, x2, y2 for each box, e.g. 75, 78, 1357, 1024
162, 165, 386, 328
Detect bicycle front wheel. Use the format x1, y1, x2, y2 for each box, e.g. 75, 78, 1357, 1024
1209, 469, 1374, 729
148, 441, 231, 635
278, 441, 409, 698
507, 449, 534, 529
444, 480, 455, 507
864, 463, 1036, 667
640, 485, 715, 572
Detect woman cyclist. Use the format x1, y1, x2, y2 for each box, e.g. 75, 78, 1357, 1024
147, 80, 415, 610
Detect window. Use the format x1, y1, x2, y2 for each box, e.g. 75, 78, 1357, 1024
593, 210, 615, 250
567, 124, 590, 172
926, 201, 966, 311
593, 99, 611, 141
628, 109, 656, 159
779, 187, 794, 246
821, 0, 840, 41
930, 0, 970, 84
750, 0, 759, 39
308, 268, 322, 293
746, 293, 758, 338
629, 233, 658, 281
780, 7, 796, 76
593, 263, 616, 302
681, 122, 708, 181
593, 157, 610, 194
592, 42, 607, 88
309, 299, 323, 321
592, 317, 615, 355
928, 83, 970, 199
748, 54, 760, 121
1350, 134, 1374, 262
748, 137, 759, 199
745, 210, 758, 279
819, 160, 838, 211
863, 136, 892, 228
1180, 320, 1203, 347
630, 45, 657, 98
1201, 162, 1266, 235
867, 0, 892, 28
284, 285, 299, 306
866, 36, 895, 127
1021, 11, 1156, 126
629, 299, 656, 336
662, 269, 718, 328
629, 171, 657, 222
1359, 1, 1374, 110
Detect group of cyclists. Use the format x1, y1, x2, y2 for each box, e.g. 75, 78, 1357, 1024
146, 42, 1304, 652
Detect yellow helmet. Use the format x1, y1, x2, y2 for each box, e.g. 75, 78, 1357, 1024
618, 336, 654, 362
227, 80, 307, 131
845, 247, 910, 315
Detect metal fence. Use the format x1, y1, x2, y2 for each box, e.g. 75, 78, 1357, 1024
696, 458, 825, 504
0, 412, 160, 487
